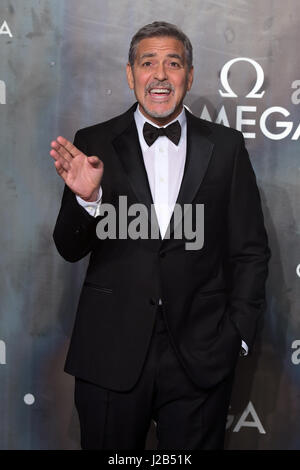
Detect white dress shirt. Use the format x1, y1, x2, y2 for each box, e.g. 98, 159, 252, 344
133, 105, 187, 239
75, 105, 248, 355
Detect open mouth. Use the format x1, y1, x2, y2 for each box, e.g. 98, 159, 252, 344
147, 87, 173, 101
148, 88, 172, 97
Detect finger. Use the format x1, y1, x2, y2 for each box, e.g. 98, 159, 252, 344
54, 160, 67, 179
56, 136, 82, 158
50, 150, 70, 171
51, 141, 73, 163
50, 148, 61, 161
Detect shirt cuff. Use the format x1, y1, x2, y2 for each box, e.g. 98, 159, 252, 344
241, 340, 249, 356
76, 187, 102, 217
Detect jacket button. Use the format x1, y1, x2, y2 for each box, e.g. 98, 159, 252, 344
149, 298, 156, 305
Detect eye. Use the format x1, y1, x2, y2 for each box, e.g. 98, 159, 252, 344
142, 61, 152, 67
169, 62, 181, 68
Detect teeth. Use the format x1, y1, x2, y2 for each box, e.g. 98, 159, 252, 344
150, 88, 170, 94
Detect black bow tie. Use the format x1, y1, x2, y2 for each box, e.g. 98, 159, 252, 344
143, 120, 181, 147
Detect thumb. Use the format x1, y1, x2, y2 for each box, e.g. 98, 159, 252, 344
87, 156, 102, 167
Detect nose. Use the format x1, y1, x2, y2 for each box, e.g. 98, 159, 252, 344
154, 62, 168, 81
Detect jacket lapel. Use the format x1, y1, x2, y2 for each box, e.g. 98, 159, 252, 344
112, 106, 161, 243
162, 109, 215, 242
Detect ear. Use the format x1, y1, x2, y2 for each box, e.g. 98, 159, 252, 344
126, 63, 134, 90
187, 66, 194, 91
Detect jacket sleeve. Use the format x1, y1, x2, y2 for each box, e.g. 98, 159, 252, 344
225, 133, 271, 350
53, 131, 100, 262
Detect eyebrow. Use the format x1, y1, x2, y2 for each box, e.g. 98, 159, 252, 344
139, 52, 184, 62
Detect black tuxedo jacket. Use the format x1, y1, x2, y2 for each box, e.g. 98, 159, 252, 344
53, 103, 271, 391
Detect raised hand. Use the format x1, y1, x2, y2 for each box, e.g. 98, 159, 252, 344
50, 136, 104, 202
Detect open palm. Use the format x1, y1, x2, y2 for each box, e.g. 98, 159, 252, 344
50, 136, 104, 201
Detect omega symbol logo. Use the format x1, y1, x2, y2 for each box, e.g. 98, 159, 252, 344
219, 57, 265, 99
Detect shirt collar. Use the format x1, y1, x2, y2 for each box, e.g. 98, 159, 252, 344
134, 104, 187, 152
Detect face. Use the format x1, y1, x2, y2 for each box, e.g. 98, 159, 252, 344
126, 36, 194, 126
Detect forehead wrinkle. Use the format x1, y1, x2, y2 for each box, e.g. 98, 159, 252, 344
139, 52, 157, 60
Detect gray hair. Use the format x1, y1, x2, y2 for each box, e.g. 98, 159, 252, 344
128, 21, 193, 70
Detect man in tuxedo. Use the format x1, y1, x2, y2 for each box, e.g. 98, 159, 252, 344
51, 21, 271, 450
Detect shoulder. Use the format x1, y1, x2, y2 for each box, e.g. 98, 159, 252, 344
74, 103, 137, 142
186, 109, 244, 144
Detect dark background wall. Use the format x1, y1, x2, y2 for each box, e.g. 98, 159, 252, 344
0, 0, 299, 449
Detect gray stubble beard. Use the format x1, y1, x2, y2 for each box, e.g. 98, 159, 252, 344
140, 101, 178, 119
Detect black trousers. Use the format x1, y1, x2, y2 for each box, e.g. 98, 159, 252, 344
74, 305, 235, 450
